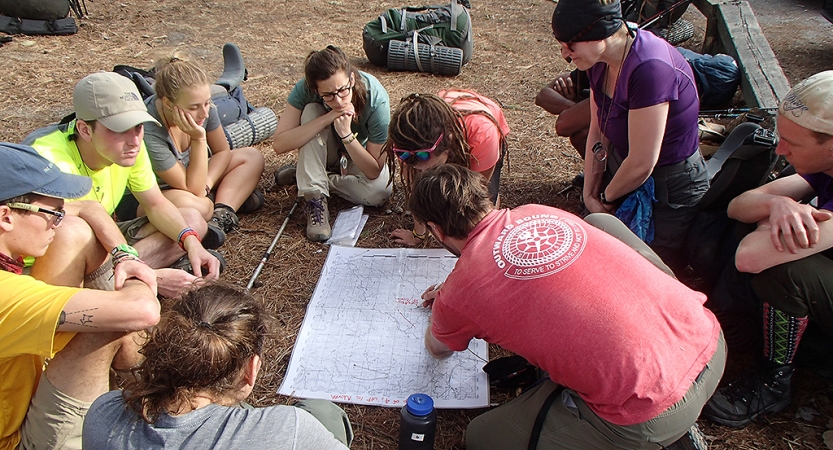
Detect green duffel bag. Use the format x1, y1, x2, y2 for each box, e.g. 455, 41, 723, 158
362, 0, 473, 68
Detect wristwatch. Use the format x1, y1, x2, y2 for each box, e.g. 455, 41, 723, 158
600, 191, 614, 205
110, 244, 139, 258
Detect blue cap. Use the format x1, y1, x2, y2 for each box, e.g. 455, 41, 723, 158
0, 143, 91, 201
406, 393, 434, 416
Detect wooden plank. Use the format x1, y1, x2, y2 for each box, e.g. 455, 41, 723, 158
715, 1, 791, 109
691, 0, 730, 54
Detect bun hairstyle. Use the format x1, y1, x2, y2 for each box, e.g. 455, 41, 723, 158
303, 45, 367, 117
122, 283, 270, 423
153, 50, 210, 102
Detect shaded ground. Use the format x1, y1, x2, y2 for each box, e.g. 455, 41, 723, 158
1, 0, 832, 448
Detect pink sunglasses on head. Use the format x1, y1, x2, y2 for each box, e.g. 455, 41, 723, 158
392, 133, 444, 162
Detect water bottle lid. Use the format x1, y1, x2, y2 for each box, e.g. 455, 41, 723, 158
406, 393, 434, 416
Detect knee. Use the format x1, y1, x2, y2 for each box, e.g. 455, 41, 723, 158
300, 103, 327, 124
362, 186, 392, 207
237, 146, 266, 172
193, 196, 213, 219
584, 213, 620, 231
52, 215, 99, 251
180, 208, 208, 236
465, 415, 490, 450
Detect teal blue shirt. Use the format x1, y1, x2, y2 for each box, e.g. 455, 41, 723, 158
287, 71, 390, 145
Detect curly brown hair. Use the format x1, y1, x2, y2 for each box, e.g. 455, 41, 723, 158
409, 164, 493, 239
122, 283, 270, 423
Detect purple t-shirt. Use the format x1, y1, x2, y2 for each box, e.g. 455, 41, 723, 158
802, 173, 833, 211
587, 29, 700, 167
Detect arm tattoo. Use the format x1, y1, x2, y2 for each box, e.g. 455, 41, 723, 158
62, 308, 99, 328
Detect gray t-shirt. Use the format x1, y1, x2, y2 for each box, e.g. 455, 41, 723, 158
82, 391, 349, 450
142, 95, 223, 187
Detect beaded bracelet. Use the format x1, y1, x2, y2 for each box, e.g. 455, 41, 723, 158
177, 227, 200, 251
341, 132, 358, 145
111, 251, 145, 266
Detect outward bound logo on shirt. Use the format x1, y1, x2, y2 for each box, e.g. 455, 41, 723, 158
492, 214, 586, 280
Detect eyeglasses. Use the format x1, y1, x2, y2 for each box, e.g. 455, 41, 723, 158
393, 134, 444, 162
319, 81, 354, 102
7, 202, 65, 226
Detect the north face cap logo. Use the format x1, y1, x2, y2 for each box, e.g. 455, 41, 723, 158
120, 92, 141, 102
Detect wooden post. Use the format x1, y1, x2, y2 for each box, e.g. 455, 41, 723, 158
690, 0, 791, 109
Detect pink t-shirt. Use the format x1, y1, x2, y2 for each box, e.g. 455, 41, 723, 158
439, 90, 510, 173
431, 205, 720, 426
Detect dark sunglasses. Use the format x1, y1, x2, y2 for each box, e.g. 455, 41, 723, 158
7, 202, 66, 225
393, 133, 444, 162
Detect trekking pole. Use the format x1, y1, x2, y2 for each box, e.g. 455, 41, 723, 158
245, 201, 298, 292
699, 107, 778, 116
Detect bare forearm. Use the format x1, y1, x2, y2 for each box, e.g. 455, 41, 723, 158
344, 140, 383, 179
144, 201, 191, 242
272, 113, 336, 154
185, 139, 209, 195
67, 201, 127, 253
424, 325, 453, 359
727, 190, 776, 223
535, 87, 576, 115
59, 280, 159, 332
206, 150, 231, 189
603, 157, 653, 201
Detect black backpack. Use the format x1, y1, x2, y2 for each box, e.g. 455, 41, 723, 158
362, 0, 473, 68
699, 122, 785, 211
0, 0, 82, 36
683, 121, 787, 293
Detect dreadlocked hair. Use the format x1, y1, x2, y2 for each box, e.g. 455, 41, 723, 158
383, 93, 471, 197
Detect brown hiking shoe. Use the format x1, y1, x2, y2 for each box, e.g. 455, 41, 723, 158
303, 191, 331, 241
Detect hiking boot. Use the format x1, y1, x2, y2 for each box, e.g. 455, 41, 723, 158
665, 423, 708, 450
210, 207, 240, 234
303, 191, 331, 242
703, 362, 794, 427
170, 249, 227, 276
274, 165, 297, 186
201, 223, 226, 249
238, 188, 265, 214
571, 172, 585, 188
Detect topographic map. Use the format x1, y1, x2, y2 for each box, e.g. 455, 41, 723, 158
278, 246, 489, 408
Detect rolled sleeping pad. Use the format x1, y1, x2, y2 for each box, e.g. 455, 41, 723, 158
223, 107, 277, 149
387, 40, 463, 76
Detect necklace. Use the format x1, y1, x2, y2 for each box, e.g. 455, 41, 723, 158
74, 129, 118, 212
76, 145, 105, 204
592, 31, 632, 174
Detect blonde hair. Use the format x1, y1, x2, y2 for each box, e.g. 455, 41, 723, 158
153, 50, 210, 102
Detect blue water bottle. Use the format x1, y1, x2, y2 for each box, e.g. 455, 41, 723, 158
398, 393, 437, 450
